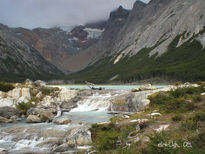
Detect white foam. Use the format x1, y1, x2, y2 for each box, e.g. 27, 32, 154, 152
13, 137, 44, 150
70, 93, 112, 112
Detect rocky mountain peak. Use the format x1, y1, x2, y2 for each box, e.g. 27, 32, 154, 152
70, 26, 88, 40
109, 5, 130, 21
133, 0, 147, 8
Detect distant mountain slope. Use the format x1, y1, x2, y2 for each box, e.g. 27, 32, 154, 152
66, 0, 205, 83
0, 24, 63, 82
12, 21, 106, 73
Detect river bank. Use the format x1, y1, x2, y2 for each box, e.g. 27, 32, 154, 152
0, 80, 201, 153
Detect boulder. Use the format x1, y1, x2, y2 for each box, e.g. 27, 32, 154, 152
26, 115, 41, 123
36, 91, 43, 98
154, 124, 169, 133
53, 116, 71, 125
0, 116, 9, 123
111, 95, 130, 112
27, 107, 42, 116
39, 88, 78, 108
40, 110, 54, 122
34, 80, 46, 86
9, 115, 21, 123
0, 98, 15, 107
27, 108, 55, 122
64, 126, 92, 146
0, 91, 4, 98
25, 79, 33, 85
21, 88, 31, 100
139, 84, 157, 91
39, 95, 56, 107
131, 88, 139, 92
6, 87, 31, 104
0, 106, 20, 119
7, 88, 21, 100
53, 143, 70, 152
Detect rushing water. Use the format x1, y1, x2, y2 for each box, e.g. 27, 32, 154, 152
65, 111, 115, 123
0, 122, 78, 152
70, 92, 113, 112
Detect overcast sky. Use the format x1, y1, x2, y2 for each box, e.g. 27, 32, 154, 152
0, 0, 150, 29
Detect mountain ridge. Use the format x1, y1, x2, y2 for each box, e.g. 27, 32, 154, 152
66, 0, 205, 83
0, 24, 63, 82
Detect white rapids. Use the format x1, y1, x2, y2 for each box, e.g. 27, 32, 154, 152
70, 93, 114, 112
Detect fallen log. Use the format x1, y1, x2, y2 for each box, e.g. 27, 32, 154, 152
85, 81, 104, 90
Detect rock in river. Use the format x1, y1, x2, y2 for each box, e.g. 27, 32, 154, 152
0, 106, 20, 119
64, 126, 92, 146
26, 115, 41, 123
53, 116, 71, 125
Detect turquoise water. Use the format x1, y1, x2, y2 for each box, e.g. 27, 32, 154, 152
48, 85, 167, 90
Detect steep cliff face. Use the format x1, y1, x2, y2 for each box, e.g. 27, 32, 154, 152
112, 0, 205, 57
0, 24, 63, 81
63, 6, 131, 72
66, 0, 205, 83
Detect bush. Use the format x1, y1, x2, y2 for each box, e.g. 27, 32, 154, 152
16, 101, 35, 114
181, 113, 205, 131
149, 86, 204, 113
190, 113, 205, 122
172, 115, 183, 122
0, 82, 14, 92
143, 132, 179, 154
91, 122, 137, 152
170, 87, 201, 98
38, 87, 59, 95
91, 124, 119, 151
149, 92, 195, 113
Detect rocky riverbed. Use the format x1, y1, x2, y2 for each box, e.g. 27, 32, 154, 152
0, 80, 195, 153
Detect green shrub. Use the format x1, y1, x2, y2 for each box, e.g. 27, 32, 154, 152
190, 113, 205, 122
38, 87, 59, 95
16, 101, 35, 114
149, 86, 204, 113
91, 123, 137, 152
170, 87, 201, 98
181, 113, 205, 131
174, 82, 183, 86
191, 130, 205, 148
143, 132, 179, 154
149, 92, 195, 113
0, 82, 14, 92
172, 115, 183, 122
91, 124, 119, 151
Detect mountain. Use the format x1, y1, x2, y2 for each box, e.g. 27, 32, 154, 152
0, 24, 63, 82
63, 6, 131, 72
66, 0, 205, 83
12, 22, 105, 73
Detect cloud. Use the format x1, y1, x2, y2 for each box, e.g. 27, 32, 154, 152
0, 0, 150, 29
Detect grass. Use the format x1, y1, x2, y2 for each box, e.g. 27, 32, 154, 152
149, 86, 205, 113
91, 122, 137, 152
89, 85, 205, 154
